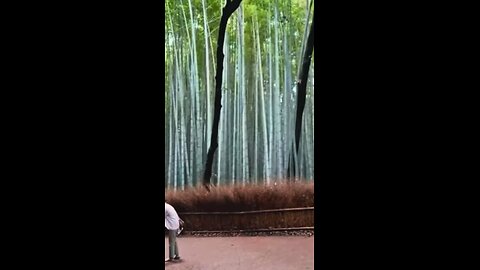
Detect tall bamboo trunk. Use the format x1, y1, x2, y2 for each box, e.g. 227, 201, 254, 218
203, 0, 243, 189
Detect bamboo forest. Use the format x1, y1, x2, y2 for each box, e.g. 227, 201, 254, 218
165, 0, 314, 190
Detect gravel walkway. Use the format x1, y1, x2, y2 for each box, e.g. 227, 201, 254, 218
184, 229, 314, 237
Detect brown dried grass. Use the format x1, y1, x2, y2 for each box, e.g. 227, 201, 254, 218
165, 180, 314, 213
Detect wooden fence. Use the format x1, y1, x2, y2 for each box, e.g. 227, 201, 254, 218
178, 207, 314, 231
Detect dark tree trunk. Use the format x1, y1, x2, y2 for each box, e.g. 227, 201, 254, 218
203, 0, 243, 190
288, 12, 314, 178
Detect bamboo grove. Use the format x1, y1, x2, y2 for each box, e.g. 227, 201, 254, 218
165, 0, 314, 190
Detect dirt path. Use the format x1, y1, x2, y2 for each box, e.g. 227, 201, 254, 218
165, 236, 314, 270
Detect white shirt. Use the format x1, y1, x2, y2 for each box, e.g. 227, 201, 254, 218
165, 203, 180, 230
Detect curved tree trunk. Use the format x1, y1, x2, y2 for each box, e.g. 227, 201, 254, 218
289, 11, 314, 177
295, 13, 314, 153
203, 0, 243, 190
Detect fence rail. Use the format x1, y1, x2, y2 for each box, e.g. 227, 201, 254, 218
179, 207, 314, 215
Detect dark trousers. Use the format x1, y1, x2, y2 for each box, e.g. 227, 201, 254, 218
168, 229, 179, 259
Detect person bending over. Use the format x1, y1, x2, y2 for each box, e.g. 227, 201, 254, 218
165, 202, 181, 262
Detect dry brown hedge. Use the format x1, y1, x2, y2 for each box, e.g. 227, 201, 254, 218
165, 180, 314, 213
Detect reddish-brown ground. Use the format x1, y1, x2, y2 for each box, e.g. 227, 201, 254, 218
165, 236, 314, 270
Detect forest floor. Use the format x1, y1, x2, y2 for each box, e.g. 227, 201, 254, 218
165, 235, 314, 270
